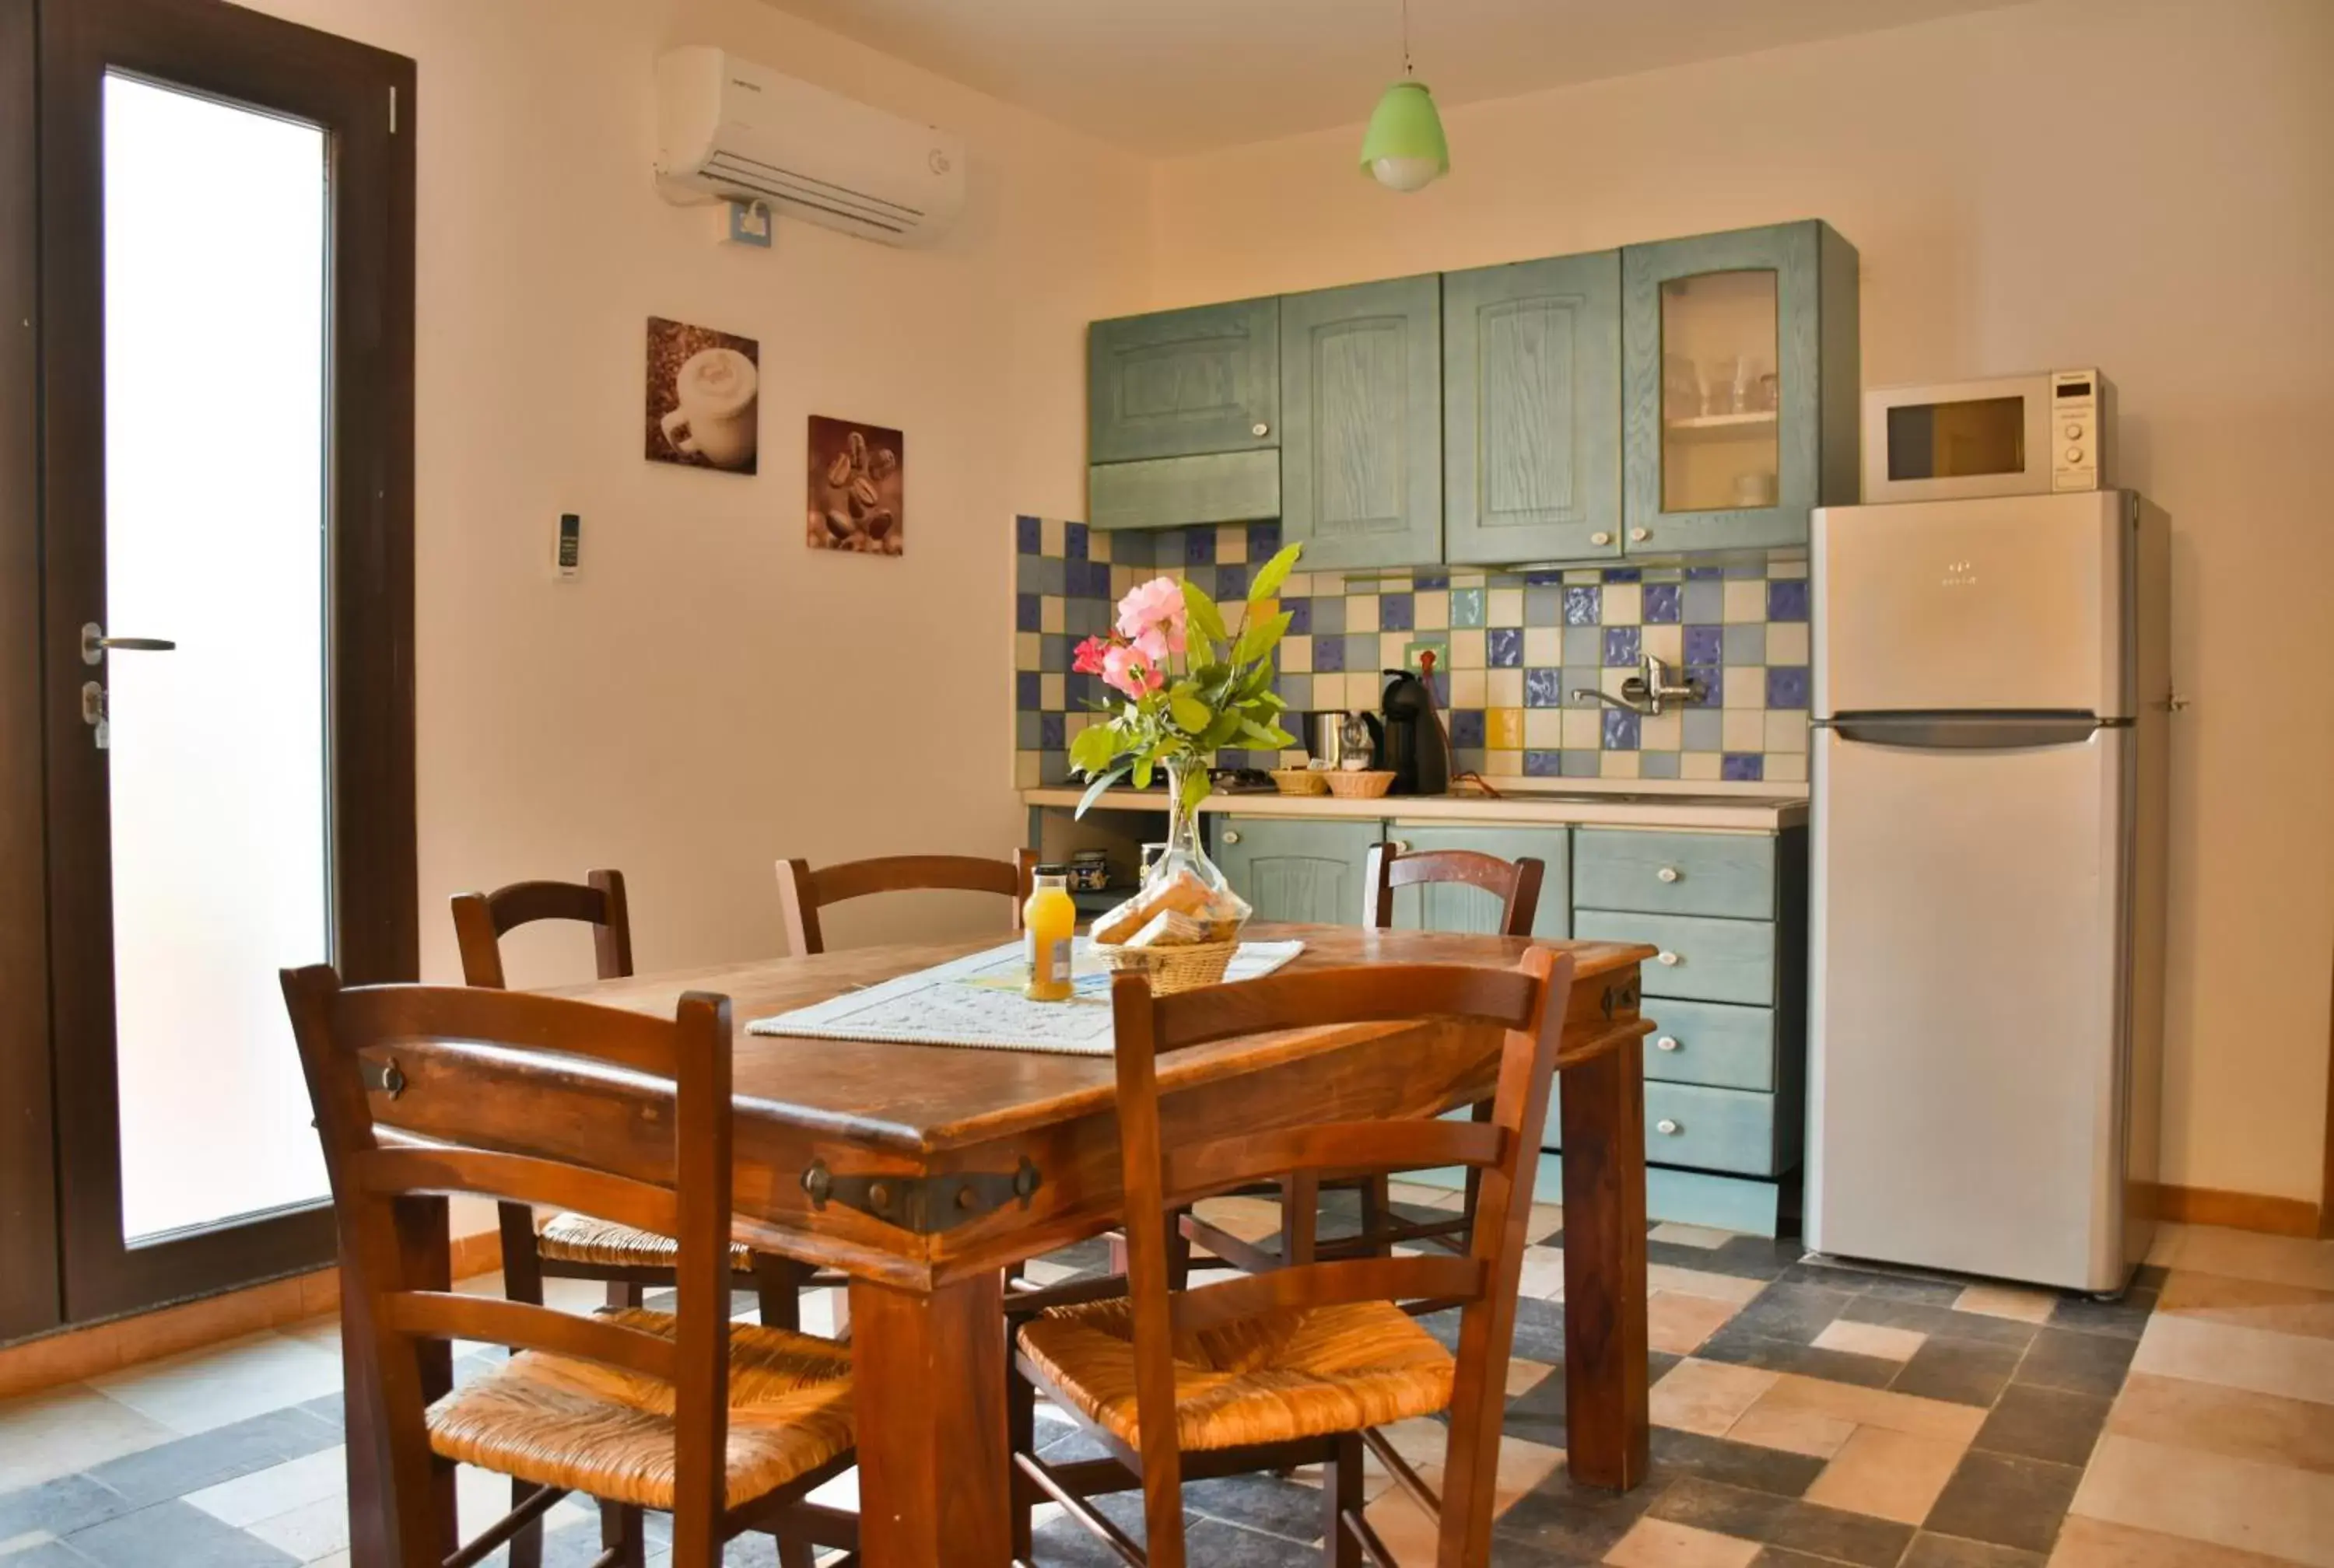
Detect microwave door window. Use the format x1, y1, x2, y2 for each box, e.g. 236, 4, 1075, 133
1887, 397, 2026, 480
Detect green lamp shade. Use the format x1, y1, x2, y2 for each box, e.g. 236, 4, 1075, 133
1358, 79, 1449, 192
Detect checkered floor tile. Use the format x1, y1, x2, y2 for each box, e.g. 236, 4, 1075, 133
3, 1203, 2329, 1566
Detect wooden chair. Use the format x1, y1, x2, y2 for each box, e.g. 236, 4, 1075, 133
279, 968, 857, 1568
450, 873, 806, 1325
1008, 950, 1577, 1567
774, 849, 1037, 955
1174, 844, 1547, 1276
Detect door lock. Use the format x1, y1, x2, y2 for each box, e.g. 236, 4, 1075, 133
81, 681, 108, 750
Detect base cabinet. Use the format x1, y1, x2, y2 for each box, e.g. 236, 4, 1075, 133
1211, 817, 1381, 926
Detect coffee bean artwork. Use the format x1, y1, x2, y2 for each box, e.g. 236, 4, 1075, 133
805, 415, 904, 555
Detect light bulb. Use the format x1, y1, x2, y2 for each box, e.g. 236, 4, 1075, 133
1369, 156, 1442, 193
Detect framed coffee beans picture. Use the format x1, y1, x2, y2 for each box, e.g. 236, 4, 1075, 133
806, 415, 903, 555
645, 317, 759, 474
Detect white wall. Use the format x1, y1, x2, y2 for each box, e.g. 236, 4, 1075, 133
234, 0, 1151, 984
1147, 0, 2334, 1204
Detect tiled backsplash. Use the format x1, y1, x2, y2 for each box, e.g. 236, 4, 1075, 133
1014, 516, 1810, 789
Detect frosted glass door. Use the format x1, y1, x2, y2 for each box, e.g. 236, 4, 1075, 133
102, 74, 331, 1241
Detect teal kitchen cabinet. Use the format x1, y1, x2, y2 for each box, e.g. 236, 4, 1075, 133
1088, 298, 1281, 531
1443, 253, 1623, 566
1278, 275, 1443, 572
1620, 220, 1858, 554
1383, 822, 1571, 939
1214, 816, 1382, 927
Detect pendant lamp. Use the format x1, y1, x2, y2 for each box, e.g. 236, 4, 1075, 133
1359, 0, 1448, 192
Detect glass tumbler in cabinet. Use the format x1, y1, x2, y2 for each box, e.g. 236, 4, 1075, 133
1621, 221, 1859, 553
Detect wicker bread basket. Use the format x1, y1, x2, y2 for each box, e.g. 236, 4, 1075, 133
1322, 769, 1397, 799
1086, 937, 1239, 995
1269, 767, 1330, 796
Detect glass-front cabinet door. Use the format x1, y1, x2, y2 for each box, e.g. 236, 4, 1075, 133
1621, 221, 1858, 553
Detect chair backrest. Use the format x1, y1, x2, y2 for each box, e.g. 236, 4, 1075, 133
279, 966, 736, 1566
1362, 843, 1545, 939
1106, 950, 1576, 1567
450, 869, 632, 990
775, 849, 1037, 956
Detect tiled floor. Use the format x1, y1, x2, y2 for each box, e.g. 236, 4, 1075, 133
2, 1202, 2329, 1566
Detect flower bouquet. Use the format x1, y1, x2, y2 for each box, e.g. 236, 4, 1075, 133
1065, 541, 1302, 982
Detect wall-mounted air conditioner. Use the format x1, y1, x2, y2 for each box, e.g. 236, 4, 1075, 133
654, 46, 965, 248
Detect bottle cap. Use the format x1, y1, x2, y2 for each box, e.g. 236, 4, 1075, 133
1034, 863, 1071, 876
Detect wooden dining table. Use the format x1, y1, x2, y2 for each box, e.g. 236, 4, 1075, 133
342, 923, 1655, 1567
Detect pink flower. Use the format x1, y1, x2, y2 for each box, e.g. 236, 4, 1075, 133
1115, 577, 1187, 656
1100, 642, 1163, 702
1071, 635, 1111, 675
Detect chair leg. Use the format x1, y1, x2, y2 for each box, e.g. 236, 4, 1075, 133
496, 1203, 548, 1568
1165, 1206, 1194, 1290
776, 1535, 816, 1568
1007, 1349, 1036, 1563
1323, 1432, 1365, 1568
598, 1499, 647, 1567
1358, 1174, 1393, 1259
754, 1254, 803, 1332
605, 1280, 643, 1311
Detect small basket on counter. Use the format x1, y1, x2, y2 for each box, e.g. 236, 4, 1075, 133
1322, 769, 1397, 800
1269, 767, 1330, 796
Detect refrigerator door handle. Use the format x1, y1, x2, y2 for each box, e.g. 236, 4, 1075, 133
1827, 712, 2108, 749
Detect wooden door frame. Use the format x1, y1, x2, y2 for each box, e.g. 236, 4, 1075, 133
33, 0, 415, 1325
0, 0, 61, 1344
2322, 952, 2334, 1238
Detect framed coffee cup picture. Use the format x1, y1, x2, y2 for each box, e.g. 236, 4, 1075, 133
645, 316, 759, 474
805, 415, 903, 555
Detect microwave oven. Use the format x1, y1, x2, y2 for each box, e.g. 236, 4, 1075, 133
1863, 369, 2113, 502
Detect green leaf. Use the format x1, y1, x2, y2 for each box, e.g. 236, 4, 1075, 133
1181, 579, 1228, 654
1132, 754, 1153, 789
1238, 719, 1295, 748
1168, 694, 1211, 734
1068, 723, 1117, 773
1200, 709, 1244, 751
1074, 764, 1130, 818
1179, 761, 1212, 814
1234, 609, 1292, 667
1248, 542, 1302, 603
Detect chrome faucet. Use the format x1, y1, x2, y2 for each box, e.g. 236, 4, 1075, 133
1570, 652, 1708, 718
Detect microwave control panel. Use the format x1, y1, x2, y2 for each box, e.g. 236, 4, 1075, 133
2049, 369, 2109, 492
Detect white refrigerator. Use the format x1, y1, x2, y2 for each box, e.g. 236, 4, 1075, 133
1807, 491, 2169, 1293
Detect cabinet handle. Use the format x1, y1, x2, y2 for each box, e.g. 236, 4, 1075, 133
1656, 950, 1680, 966
1222, 828, 1241, 845
1631, 527, 1652, 543
1656, 1118, 1683, 1136
1589, 531, 1613, 547
1656, 866, 1681, 884
1655, 1035, 1680, 1052
1252, 422, 1270, 438
1387, 839, 1409, 854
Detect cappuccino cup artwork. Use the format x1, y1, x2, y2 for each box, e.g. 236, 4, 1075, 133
644, 316, 759, 474
805, 415, 904, 555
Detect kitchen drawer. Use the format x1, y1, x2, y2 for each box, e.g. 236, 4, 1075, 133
1573, 909, 1775, 1006
1544, 1079, 1788, 1178
1647, 1082, 1787, 1178
1573, 828, 1776, 919
1643, 999, 1775, 1092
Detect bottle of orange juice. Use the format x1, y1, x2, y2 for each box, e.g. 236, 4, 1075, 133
1023, 863, 1075, 1002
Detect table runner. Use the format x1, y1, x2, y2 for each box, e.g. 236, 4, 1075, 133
745, 938, 1305, 1055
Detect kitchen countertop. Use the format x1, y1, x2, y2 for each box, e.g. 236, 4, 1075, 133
1022, 782, 1807, 831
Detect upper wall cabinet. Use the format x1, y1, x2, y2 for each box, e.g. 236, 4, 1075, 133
1088, 297, 1278, 463
1280, 275, 1443, 572
1443, 252, 1622, 567
1621, 220, 1859, 554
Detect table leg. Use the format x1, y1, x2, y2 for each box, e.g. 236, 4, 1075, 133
850, 1269, 1011, 1566
1559, 1035, 1652, 1489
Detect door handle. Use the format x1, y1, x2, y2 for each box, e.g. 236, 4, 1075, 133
82, 622, 177, 664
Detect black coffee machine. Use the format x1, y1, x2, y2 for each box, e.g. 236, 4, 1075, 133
1379, 668, 1449, 796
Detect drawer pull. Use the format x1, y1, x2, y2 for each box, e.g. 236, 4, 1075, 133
1656, 866, 1682, 884
1223, 828, 1241, 845
1655, 1035, 1680, 1052
1656, 950, 1681, 966
1656, 1118, 1683, 1136
1252, 422, 1270, 438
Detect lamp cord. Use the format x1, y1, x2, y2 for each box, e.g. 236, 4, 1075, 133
1402, 0, 1414, 77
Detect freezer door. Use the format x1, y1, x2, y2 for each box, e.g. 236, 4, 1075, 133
1813, 492, 2135, 718
1807, 723, 2133, 1291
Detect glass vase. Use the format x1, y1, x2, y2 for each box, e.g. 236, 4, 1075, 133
1147, 756, 1250, 932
